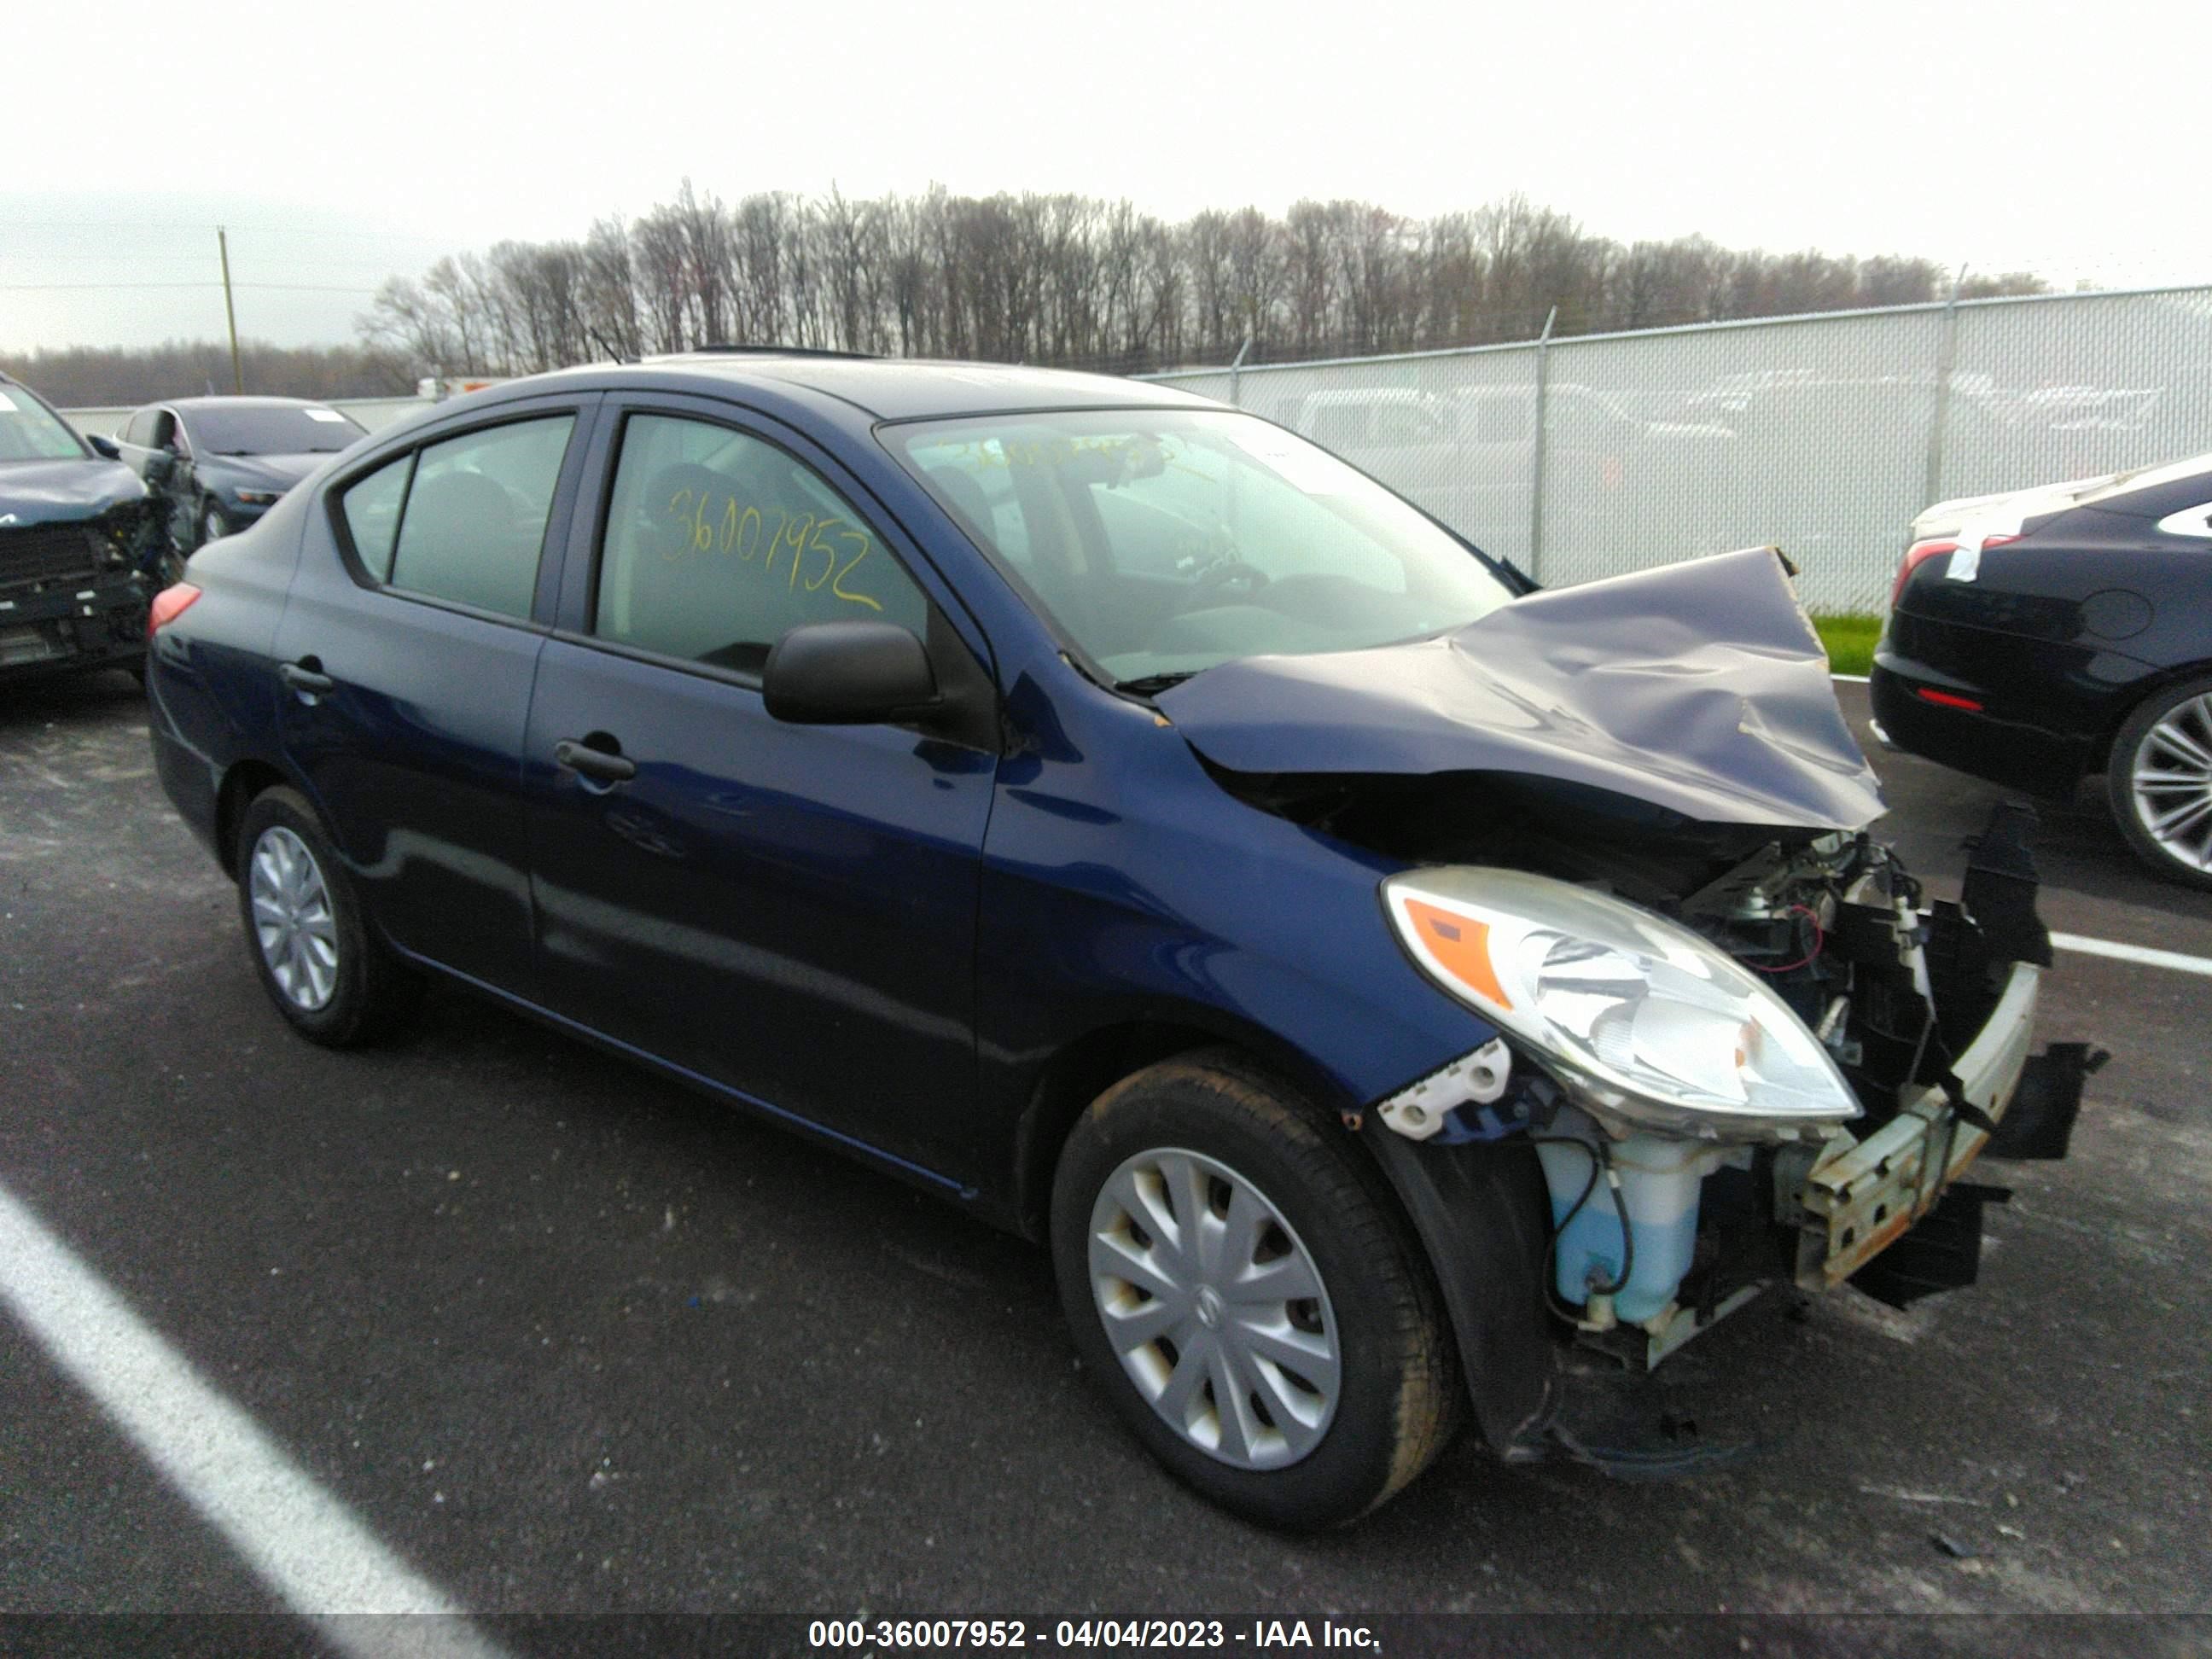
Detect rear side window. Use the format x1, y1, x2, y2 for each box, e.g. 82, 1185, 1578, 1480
592, 413, 928, 674
337, 416, 574, 620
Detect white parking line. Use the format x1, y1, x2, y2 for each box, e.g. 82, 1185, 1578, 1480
0, 1180, 506, 1655
2052, 932, 2212, 980
1831, 672, 1871, 684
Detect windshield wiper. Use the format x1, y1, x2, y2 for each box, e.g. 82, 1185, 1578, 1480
1115, 670, 1201, 696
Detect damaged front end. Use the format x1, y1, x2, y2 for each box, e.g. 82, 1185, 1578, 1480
1161, 548, 2098, 1464
0, 492, 166, 683
1373, 804, 2087, 1368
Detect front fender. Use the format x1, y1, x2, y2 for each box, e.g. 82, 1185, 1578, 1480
1360, 1131, 1558, 1453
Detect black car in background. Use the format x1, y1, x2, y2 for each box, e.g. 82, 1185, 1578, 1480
117, 396, 367, 553
0, 371, 163, 684
1871, 452, 2212, 888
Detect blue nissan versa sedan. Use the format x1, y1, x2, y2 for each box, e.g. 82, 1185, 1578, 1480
146, 352, 2093, 1527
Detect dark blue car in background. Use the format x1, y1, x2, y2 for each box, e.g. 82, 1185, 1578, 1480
145, 352, 2084, 1527
117, 394, 368, 555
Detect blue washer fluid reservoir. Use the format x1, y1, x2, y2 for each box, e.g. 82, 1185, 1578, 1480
1535, 1111, 1729, 1326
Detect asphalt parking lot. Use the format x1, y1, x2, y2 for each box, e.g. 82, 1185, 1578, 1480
2, 669, 2208, 1652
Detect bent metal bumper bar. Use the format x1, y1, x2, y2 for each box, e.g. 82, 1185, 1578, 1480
1794, 959, 2040, 1289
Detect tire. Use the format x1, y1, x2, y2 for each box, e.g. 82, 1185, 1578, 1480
234, 785, 422, 1045
1051, 1050, 1461, 1529
2108, 675, 2212, 891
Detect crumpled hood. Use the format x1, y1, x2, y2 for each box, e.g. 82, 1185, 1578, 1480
1157, 546, 1888, 832
0, 458, 148, 525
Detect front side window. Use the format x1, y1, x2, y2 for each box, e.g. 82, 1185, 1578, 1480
891, 409, 1515, 688
593, 413, 928, 674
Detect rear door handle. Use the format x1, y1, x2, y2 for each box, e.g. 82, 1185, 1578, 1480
279, 661, 335, 696
554, 738, 637, 784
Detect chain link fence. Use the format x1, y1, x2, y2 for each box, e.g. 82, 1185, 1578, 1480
1142, 286, 2212, 614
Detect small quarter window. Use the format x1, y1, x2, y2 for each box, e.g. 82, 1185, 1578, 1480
339, 452, 412, 582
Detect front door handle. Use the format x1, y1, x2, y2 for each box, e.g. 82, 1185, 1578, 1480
554, 738, 637, 785
279, 660, 335, 696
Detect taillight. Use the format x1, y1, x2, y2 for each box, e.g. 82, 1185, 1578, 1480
1889, 533, 2020, 607
1892, 539, 1956, 607
147, 583, 201, 640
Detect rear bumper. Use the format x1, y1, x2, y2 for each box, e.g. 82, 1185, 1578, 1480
1869, 655, 2089, 796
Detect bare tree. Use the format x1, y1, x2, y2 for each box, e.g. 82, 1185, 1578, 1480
356, 183, 2055, 380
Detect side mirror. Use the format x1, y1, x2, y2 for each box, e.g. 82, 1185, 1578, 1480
142, 450, 176, 485
86, 433, 122, 460
762, 620, 940, 725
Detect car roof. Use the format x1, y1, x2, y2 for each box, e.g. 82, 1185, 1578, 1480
514, 354, 1221, 422
161, 395, 342, 413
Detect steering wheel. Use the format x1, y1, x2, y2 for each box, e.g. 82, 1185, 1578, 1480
1187, 559, 1272, 602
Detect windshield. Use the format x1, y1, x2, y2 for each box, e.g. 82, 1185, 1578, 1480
187, 404, 365, 456
890, 409, 1516, 687
0, 383, 91, 463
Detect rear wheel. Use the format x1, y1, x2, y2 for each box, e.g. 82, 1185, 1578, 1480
1051, 1051, 1459, 1529
2110, 676, 2212, 890
235, 786, 422, 1045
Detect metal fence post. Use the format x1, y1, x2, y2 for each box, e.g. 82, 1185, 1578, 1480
1229, 334, 1253, 408
1924, 267, 1966, 510
1528, 306, 1557, 581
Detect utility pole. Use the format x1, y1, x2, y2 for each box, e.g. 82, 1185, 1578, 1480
218, 226, 243, 394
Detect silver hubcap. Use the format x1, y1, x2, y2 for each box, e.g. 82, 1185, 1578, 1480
248, 825, 341, 1010
1087, 1148, 1340, 1470
2131, 693, 2212, 872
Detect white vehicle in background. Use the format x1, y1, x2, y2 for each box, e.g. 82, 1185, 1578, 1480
1281, 384, 1734, 562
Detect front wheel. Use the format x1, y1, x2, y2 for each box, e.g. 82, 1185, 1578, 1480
235, 786, 421, 1045
2109, 675, 2212, 890
1051, 1051, 1460, 1529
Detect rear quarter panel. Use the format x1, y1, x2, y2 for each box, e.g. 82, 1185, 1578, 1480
146, 491, 311, 865
1891, 504, 2212, 772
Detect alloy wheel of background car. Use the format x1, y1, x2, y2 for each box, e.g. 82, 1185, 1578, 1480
1085, 1146, 1341, 1471
2111, 675, 2212, 890
233, 786, 423, 1045
1051, 1051, 1460, 1530
248, 825, 340, 1011
201, 504, 228, 547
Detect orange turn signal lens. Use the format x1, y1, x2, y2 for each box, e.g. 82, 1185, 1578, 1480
1399, 896, 1513, 1012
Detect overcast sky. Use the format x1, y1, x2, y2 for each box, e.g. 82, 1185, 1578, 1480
6, 0, 2204, 354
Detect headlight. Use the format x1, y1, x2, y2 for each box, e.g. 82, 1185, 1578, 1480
1383, 867, 1860, 1141
232, 488, 283, 506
